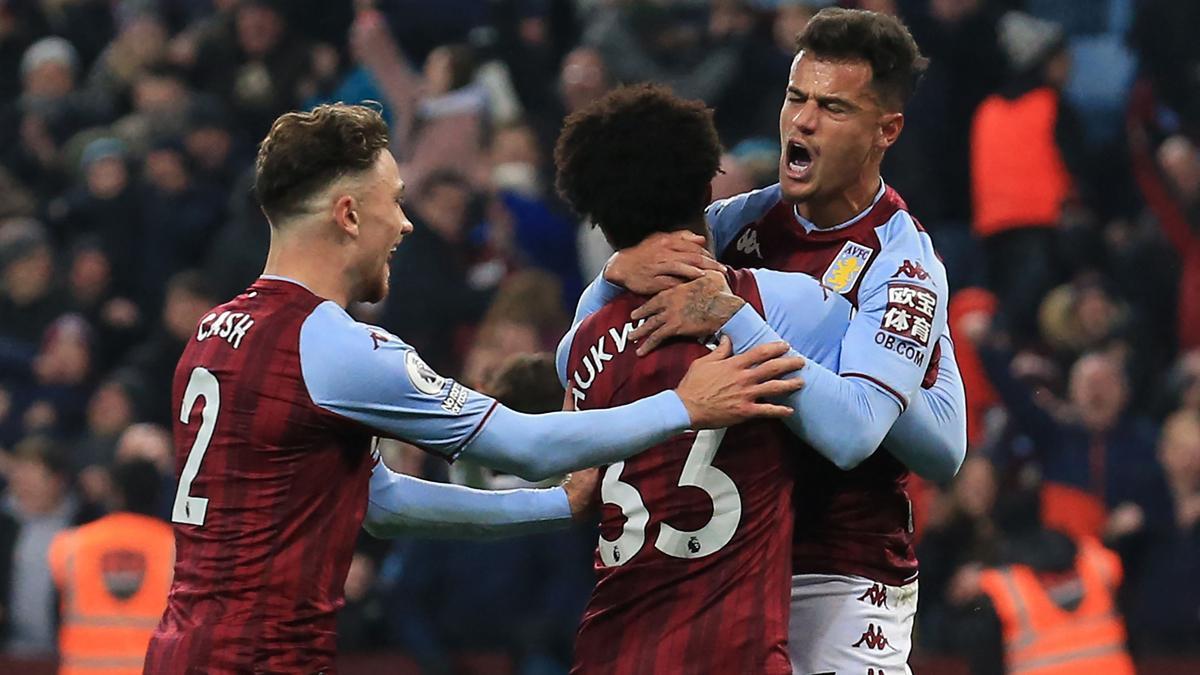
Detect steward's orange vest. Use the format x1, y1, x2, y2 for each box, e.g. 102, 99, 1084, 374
978, 537, 1135, 675
971, 87, 1072, 238
48, 512, 175, 675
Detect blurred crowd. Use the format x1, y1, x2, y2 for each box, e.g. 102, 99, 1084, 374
0, 0, 1198, 671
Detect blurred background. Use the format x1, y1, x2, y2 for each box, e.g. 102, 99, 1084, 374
0, 0, 1197, 673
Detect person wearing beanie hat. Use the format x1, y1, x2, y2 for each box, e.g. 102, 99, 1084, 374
970, 11, 1087, 345
996, 11, 1065, 76
20, 36, 79, 102
0, 219, 70, 348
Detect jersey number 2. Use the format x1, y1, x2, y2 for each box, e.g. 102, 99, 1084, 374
599, 428, 741, 566
172, 366, 219, 526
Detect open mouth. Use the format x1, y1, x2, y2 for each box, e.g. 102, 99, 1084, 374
785, 141, 813, 179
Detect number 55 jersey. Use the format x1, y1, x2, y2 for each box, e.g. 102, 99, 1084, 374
562, 269, 850, 675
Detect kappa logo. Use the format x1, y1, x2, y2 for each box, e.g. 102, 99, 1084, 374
852, 624, 891, 651
822, 242, 874, 294
858, 583, 889, 608
891, 259, 929, 280
404, 350, 446, 395
369, 329, 390, 350
736, 228, 763, 259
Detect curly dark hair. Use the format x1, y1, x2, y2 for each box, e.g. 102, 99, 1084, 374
795, 8, 928, 110
554, 83, 721, 249
254, 103, 390, 223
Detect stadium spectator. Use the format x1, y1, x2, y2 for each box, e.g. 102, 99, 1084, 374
202, 169, 272, 303
956, 483, 1137, 675
135, 137, 226, 309
981, 346, 1161, 541
48, 137, 144, 302
1130, 0, 1200, 135
120, 271, 216, 427
182, 97, 248, 192
0, 436, 98, 656
583, 1, 743, 106
948, 288, 1002, 447
1109, 409, 1200, 653
64, 239, 142, 372
73, 374, 144, 493
387, 353, 593, 675
461, 270, 567, 389
83, 9, 170, 116
1, 36, 106, 203
970, 11, 1084, 344
381, 170, 496, 375
0, 219, 69, 350
48, 458, 173, 675
916, 456, 1001, 650
189, 0, 321, 135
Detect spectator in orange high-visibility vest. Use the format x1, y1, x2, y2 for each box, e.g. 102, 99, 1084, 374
950, 483, 1135, 675
48, 459, 174, 675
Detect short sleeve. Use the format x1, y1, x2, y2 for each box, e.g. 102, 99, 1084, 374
299, 302, 498, 460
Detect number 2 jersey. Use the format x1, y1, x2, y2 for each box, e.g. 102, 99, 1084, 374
564, 268, 850, 675
146, 276, 500, 674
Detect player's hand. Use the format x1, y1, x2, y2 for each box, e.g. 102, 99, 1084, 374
562, 468, 600, 522
675, 336, 805, 428
604, 231, 725, 295
629, 270, 744, 356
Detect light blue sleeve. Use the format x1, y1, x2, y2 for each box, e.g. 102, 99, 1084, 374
719, 241, 950, 470
461, 391, 690, 480
751, 268, 852, 371
555, 321, 583, 389
882, 331, 967, 482
301, 301, 693, 480
719, 303, 900, 470
556, 272, 623, 385
705, 184, 782, 257
300, 302, 498, 460
364, 452, 574, 539
837, 245, 949, 409
571, 268, 624, 326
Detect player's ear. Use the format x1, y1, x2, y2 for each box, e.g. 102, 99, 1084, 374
877, 111, 904, 150
333, 194, 360, 237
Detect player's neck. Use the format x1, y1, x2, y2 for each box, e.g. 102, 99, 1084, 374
796, 174, 882, 229
262, 232, 355, 308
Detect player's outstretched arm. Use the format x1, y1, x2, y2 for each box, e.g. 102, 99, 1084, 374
299, 303, 801, 483
627, 260, 960, 472
465, 338, 803, 481
363, 456, 599, 539
883, 332, 967, 482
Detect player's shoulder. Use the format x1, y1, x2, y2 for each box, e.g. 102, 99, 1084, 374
300, 300, 413, 359
866, 192, 947, 291
705, 184, 784, 230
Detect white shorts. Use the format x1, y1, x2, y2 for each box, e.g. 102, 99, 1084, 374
788, 574, 918, 675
